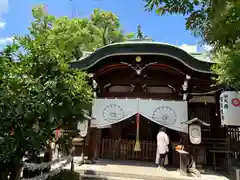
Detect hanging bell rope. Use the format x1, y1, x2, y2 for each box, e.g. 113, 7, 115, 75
134, 112, 141, 152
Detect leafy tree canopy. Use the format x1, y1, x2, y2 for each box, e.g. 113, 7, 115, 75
144, 0, 240, 48
91, 8, 126, 44
0, 4, 116, 177
0, 4, 136, 179
144, 0, 240, 89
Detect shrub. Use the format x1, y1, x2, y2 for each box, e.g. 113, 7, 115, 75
46, 170, 80, 180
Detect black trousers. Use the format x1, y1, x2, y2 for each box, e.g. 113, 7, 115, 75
159, 153, 166, 167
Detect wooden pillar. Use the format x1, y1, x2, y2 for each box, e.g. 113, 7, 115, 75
95, 129, 102, 159
87, 127, 97, 163
181, 132, 189, 151
110, 123, 122, 159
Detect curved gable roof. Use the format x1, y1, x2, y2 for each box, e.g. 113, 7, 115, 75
70, 42, 214, 74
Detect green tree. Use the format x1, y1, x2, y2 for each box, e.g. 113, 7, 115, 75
125, 32, 135, 40
144, 0, 240, 89
90, 8, 128, 45
0, 5, 135, 179
144, 0, 240, 48
211, 45, 240, 90
0, 5, 93, 179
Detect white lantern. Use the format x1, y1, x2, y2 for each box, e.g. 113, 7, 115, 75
189, 124, 201, 144
182, 118, 210, 145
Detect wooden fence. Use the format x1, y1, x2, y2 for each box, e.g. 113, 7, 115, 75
101, 139, 157, 161
227, 127, 240, 165
228, 127, 240, 151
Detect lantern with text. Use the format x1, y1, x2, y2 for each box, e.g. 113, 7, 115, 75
182, 118, 210, 145
220, 91, 240, 126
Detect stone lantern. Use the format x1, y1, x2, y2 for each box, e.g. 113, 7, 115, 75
72, 112, 94, 165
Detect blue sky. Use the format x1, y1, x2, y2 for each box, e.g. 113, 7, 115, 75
0, 0, 205, 51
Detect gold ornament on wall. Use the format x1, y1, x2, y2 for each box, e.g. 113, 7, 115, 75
135, 56, 141, 62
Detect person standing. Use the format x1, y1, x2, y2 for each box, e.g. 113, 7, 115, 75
155, 127, 169, 169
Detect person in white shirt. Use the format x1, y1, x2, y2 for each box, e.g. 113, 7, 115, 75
155, 127, 169, 169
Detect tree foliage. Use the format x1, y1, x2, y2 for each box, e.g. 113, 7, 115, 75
211, 44, 240, 89
0, 5, 111, 178
144, 0, 240, 89
0, 5, 135, 178
90, 8, 126, 45
144, 0, 240, 48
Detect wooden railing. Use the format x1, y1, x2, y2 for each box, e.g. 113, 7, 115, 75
202, 138, 230, 150
101, 139, 157, 161
227, 128, 240, 166
228, 127, 240, 152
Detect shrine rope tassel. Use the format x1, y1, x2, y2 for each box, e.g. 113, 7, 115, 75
134, 112, 141, 151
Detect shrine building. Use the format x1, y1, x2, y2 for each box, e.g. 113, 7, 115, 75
70, 28, 240, 173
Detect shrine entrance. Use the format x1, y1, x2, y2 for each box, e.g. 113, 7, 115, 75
100, 114, 181, 164
69, 31, 233, 176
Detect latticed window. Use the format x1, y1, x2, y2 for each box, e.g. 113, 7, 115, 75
146, 86, 173, 93
188, 103, 213, 137
109, 86, 131, 92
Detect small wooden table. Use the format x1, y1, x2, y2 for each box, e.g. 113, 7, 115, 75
176, 150, 189, 175
209, 149, 233, 173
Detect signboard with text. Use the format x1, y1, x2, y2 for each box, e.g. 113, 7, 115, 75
220, 91, 240, 126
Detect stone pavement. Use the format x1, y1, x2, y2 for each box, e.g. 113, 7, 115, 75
68, 159, 231, 180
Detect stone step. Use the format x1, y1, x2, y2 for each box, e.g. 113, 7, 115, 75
80, 174, 195, 180
76, 169, 196, 180
80, 174, 147, 180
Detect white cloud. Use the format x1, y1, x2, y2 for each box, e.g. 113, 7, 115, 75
0, 36, 13, 45
0, 0, 8, 16
0, 21, 5, 29
0, 0, 8, 30
203, 44, 214, 52
179, 44, 198, 53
